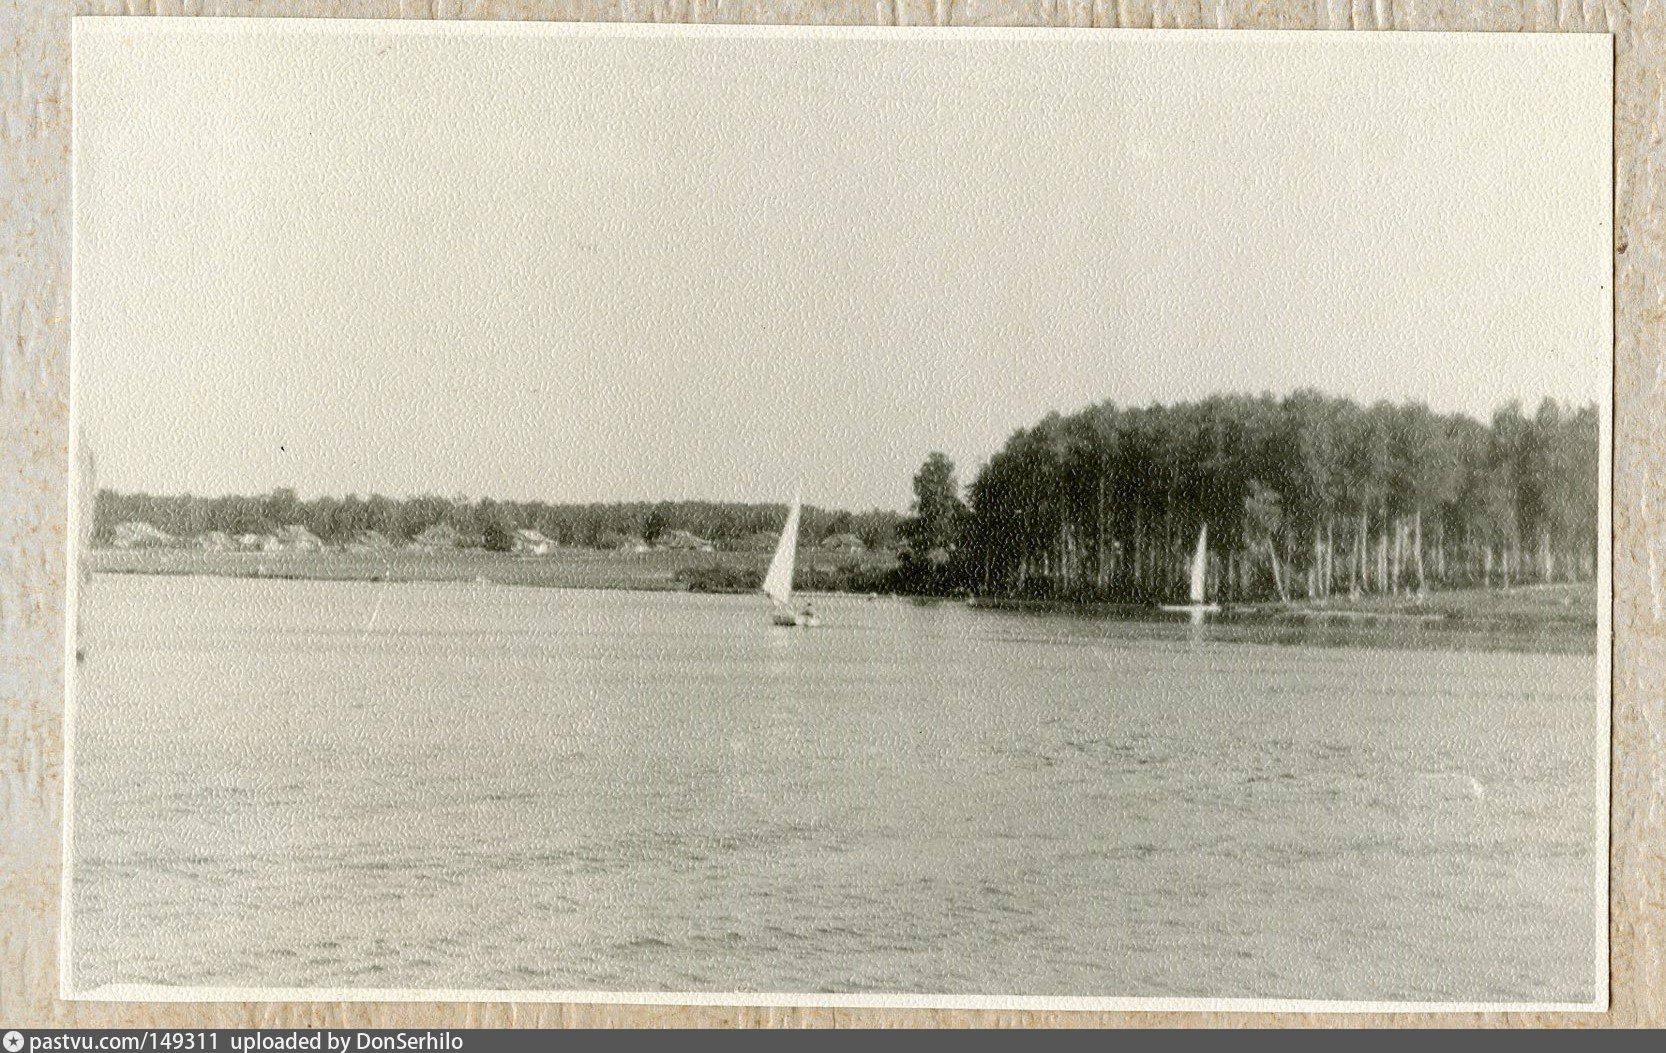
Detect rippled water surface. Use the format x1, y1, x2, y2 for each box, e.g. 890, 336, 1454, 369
70, 575, 1601, 1001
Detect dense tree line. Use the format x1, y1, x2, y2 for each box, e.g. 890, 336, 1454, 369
936, 392, 1598, 603
92, 489, 903, 552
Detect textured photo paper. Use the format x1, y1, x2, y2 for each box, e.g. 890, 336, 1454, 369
66, 18, 1611, 1010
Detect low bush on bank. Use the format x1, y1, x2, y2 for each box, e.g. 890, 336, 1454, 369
675, 558, 897, 595
675, 563, 762, 593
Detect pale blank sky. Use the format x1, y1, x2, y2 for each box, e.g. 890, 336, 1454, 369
73, 20, 1611, 511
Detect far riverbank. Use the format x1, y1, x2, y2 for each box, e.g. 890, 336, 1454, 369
88, 547, 1598, 653
970, 581, 1598, 654
89, 545, 863, 594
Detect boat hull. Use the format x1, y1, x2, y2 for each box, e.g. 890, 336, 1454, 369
773, 611, 820, 628
1160, 603, 1221, 625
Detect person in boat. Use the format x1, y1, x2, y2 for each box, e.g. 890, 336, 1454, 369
803, 604, 816, 621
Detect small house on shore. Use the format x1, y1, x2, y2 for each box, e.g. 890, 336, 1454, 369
821, 532, 866, 553
111, 521, 175, 549
347, 529, 392, 552
604, 533, 649, 553
657, 529, 714, 552
274, 524, 324, 551
412, 522, 461, 549
195, 530, 234, 552
512, 528, 555, 556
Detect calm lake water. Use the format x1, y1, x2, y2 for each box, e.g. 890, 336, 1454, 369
70, 575, 1601, 1002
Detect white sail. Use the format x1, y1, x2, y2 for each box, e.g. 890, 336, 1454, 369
762, 495, 800, 606
1188, 524, 1208, 604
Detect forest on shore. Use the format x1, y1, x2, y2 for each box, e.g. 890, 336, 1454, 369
93, 389, 1599, 606
936, 391, 1599, 603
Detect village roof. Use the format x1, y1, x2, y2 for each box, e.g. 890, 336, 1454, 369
413, 522, 460, 543
111, 521, 175, 547
275, 523, 323, 543
657, 529, 714, 549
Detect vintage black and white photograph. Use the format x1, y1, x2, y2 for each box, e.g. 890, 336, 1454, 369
67, 19, 1610, 1008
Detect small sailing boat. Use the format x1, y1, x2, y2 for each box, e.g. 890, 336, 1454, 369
763, 492, 819, 628
1159, 524, 1222, 624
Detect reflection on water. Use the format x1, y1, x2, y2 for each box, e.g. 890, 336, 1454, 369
70, 576, 1600, 1001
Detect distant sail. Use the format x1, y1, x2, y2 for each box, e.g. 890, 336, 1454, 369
1188, 524, 1208, 604
762, 494, 800, 607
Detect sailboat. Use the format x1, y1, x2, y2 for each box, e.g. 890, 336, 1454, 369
1159, 524, 1222, 624
763, 492, 819, 628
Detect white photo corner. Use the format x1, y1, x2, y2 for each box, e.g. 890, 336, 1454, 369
66, 17, 1612, 1010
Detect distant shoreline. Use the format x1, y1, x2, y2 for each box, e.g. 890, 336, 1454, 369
966, 587, 1597, 653
88, 547, 1597, 653
89, 545, 793, 594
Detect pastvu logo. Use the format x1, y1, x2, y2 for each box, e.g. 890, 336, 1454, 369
3, 1030, 24, 1052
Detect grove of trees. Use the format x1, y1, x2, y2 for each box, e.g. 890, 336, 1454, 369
946, 392, 1598, 603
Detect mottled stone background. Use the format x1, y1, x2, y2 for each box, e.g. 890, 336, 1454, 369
2, 0, 1659, 1028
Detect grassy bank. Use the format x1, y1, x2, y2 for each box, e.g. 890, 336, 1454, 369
1264, 581, 1596, 626
970, 581, 1598, 651
90, 547, 1597, 651
972, 581, 1595, 624
89, 546, 896, 593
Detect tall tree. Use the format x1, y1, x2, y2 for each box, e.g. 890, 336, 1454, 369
900, 452, 968, 593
